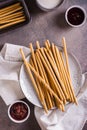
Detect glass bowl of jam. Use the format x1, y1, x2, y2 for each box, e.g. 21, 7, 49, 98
8, 100, 30, 123
65, 5, 86, 27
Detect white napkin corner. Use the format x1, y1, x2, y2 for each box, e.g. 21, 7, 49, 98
35, 75, 87, 130
0, 43, 30, 105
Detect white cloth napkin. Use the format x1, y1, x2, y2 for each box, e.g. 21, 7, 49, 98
34, 73, 87, 130
0, 43, 30, 105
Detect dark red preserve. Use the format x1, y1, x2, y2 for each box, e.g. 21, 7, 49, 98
67, 7, 85, 25
10, 102, 28, 120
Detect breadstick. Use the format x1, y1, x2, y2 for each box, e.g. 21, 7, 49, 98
37, 48, 65, 102
44, 47, 68, 100
35, 52, 53, 109
0, 11, 24, 21
36, 41, 55, 108
46, 40, 51, 48
45, 40, 56, 64
0, 18, 25, 29
53, 45, 71, 101
20, 48, 48, 113
51, 44, 68, 102
45, 41, 64, 108
45, 40, 50, 49
62, 37, 78, 104
59, 51, 74, 102
36, 41, 49, 85
44, 41, 65, 109
36, 41, 40, 49
27, 61, 63, 105
29, 43, 49, 110
0, 3, 20, 14
0, 16, 25, 24
0, 6, 23, 18
44, 48, 67, 104
46, 69, 64, 110
30, 58, 48, 112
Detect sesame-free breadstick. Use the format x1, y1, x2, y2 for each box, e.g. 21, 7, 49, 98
37, 48, 65, 102
27, 61, 63, 105
30, 58, 48, 113
0, 16, 25, 24
59, 51, 73, 102
45, 40, 65, 108
44, 46, 68, 100
0, 3, 20, 14
0, 11, 24, 21
0, 6, 23, 18
20, 48, 48, 113
35, 52, 53, 109
36, 41, 55, 108
45, 40, 56, 64
54, 45, 71, 101
62, 37, 78, 104
29, 43, 48, 111
0, 18, 25, 29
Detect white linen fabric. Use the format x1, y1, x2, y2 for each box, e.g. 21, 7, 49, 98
0, 43, 87, 130
35, 74, 87, 130
0, 43, 30, 105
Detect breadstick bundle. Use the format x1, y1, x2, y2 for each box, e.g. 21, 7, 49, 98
20, 37, 77, 113
0, 2, 26, 30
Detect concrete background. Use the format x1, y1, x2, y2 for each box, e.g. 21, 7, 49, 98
0, 0, 87, 129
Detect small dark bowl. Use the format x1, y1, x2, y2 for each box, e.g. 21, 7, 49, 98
65, 5, 86, 27
8, 100, 30, 123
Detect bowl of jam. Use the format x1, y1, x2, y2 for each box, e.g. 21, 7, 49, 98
8, 100, 30, 123
65, 5, 86, 27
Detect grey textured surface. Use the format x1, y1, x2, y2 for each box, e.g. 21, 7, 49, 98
0, 0, 87, 130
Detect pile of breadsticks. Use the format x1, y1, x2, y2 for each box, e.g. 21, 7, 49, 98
20, 37, 77, 113
0, 2, 26, 29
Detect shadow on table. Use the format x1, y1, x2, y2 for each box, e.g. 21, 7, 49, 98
0, 44, 4, 50
24, 0, 43, 15
22, 98, 41, 130
54, 11, 71, 30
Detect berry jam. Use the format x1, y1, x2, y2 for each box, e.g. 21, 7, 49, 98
67, 7, 85, 25
10, 102, 28, 121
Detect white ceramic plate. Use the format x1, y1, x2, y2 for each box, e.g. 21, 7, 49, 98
20, 50, 82, 107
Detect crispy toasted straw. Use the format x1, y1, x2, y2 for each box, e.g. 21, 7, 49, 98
45, 40, 56, 64
0, 18, 25, 29
37, 48, 65, 110
27, 61, 63, 105
45, 40, 64, 107
36, 41, 54, 109
29, 43, 48, 112
0, 2, 25, 30
30, 58, 48, 113
38, 48, 64, 101
0, 16, 25, 24
59, 51, 73, 102
0, 6, 23, 18
20, 48, 48, 113
44, 48, 67, 103
0, 11, 24, 21
62, 37, 78, 105
51, 44, 69, 100
0, 3, 20, 14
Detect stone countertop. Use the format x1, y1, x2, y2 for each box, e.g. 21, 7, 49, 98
0, 0, 87, 130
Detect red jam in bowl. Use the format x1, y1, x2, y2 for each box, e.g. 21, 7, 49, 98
10, 102, 28, 121
67, 7, 85, 25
